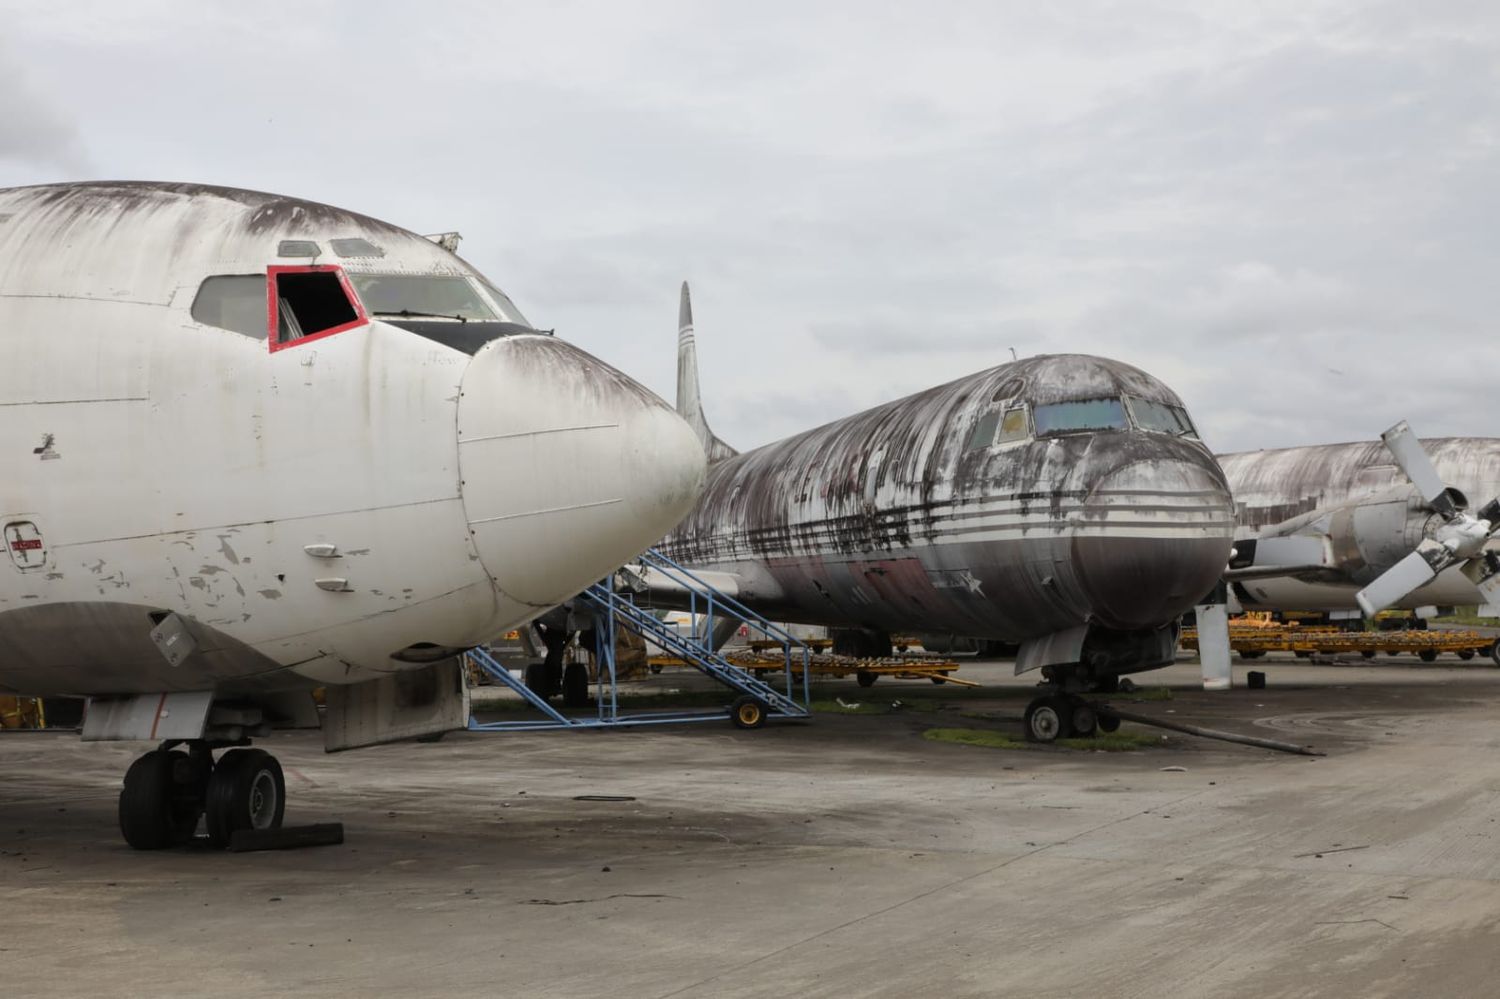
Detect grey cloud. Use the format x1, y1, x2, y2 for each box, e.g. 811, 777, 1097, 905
0, 49, 90, 173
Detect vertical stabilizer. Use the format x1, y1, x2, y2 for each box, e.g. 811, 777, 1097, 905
676, 282, 738, 464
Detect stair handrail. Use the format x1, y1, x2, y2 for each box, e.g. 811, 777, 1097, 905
636, 548, 812, 657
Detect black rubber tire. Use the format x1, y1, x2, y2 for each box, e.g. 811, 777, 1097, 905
562, 662, 590, 707
1492, 639, 1500, 668
205, 748, 285, 849
855, 670, 877, 688
930, 674, 949, 685
524, 661, 550, 697
1419, 649, 1438, 663
1068, 698, 1098, 738
1023, 697, 1070, 743
1240, 651, 1265, 660
119, 750, 199, 850
730, 696, 768, 730
1459, 650, 1475, 661
1361, 651, 1376, 660
1097, 712, 1121, 734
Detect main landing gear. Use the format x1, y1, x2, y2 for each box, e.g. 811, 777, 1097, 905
1022, 693, 1119, 743
118, 742, 286, 850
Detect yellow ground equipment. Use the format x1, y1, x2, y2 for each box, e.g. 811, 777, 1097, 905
1181, 621, 1498, 663
0, 696, 47, 729
649, 650, 976, 687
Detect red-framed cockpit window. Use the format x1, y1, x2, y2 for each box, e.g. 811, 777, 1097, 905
266, 265, 368, 352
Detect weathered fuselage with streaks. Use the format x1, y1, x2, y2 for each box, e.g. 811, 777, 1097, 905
660, 355, 1235, 658
0, 182, 704, 702
1218, 438, 1500, 609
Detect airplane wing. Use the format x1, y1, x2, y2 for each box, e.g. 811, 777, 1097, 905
1223, 563, 1335, 582
1224, 534, 1336, 581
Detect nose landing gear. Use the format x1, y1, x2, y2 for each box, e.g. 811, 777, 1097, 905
118, 742, 286, 850
1022, 693, 1109, 743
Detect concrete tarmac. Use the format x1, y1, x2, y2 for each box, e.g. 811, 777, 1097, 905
5, 655, 1500, 998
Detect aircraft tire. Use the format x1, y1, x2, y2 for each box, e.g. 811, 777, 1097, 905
205, 749, 285, 849
1023, 697, 1070, 743
118, 750, 199, 850
1097, 712, 1121, 734
1067, 698, 1097, 738
562, 662, 590, 707
730, 696, 768, 730
524, 662, 550, 697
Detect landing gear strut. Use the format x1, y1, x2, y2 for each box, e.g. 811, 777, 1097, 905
118, 742, 286, 850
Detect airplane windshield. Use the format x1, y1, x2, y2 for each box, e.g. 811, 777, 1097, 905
1033, 398, 1129, 435
1126, 396, 1198, 438
349, 274, 498, 322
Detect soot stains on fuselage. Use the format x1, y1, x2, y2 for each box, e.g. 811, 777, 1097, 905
662, 354, 1219, 565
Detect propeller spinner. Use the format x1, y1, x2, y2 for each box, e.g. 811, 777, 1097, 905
1355, 421, 1500, 616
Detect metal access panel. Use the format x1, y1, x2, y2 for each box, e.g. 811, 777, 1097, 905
323, 659, 470, 752
82, 691, 215, 741
4, 520, 46, 571
149, 612, 199, 667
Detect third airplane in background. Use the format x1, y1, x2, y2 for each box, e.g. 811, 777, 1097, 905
1218, 424, 1500, 620
644, 284, 1237, 741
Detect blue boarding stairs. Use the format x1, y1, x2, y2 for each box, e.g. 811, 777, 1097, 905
467, 548, 812, 732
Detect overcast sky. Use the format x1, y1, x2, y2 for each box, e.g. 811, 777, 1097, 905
3, 1, 1498, 454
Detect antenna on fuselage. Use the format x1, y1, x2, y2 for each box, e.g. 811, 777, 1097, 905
675, 281, 738, 464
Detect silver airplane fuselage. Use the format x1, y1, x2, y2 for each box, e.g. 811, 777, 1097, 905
661, 354, 1236, 679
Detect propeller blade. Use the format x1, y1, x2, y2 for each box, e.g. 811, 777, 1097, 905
1381, 421, 1454, 514
1356, 541, 1449, 616
1196, 601, 1233, 691
1461, 552, 1500, 604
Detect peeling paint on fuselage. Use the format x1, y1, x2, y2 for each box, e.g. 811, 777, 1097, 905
662, 354, 1235, 641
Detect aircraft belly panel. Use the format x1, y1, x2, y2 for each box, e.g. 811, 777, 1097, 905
0, 601, 303, 697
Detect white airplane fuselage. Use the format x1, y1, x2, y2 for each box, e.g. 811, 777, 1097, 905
0, 182, 705, 702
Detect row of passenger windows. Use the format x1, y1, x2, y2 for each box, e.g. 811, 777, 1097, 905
189, 268, 528, 347
966, 395, 1199, 451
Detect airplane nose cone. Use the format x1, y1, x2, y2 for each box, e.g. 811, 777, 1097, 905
457, 335, 707, 607
1071, 453, 1235, 630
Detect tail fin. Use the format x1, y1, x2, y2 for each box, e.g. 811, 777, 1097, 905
676, 282, 738, 464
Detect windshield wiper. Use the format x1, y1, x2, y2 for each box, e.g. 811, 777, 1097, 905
375, 309, 469, 323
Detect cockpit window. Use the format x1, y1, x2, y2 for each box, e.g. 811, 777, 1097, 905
192, 275, 267, 339
967, 411, 1000, 451
967, 405, 1031, 451
1124, 396, 1198, 438
268, 265, 367, 351
1033, 398, 1129, 435
349, 274, 498, 322
476, 275, 532, 327
997, 407, 1029, 443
